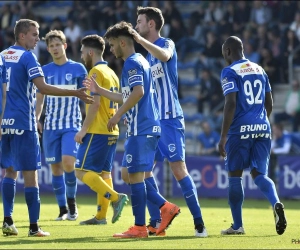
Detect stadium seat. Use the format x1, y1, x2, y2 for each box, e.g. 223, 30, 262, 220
179, 78, 200, 87
180, 95, 197, 105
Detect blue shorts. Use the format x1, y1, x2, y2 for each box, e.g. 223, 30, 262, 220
43, 129, 79, 164
225, 134, 271, 175
75, 134, 118, 174
1, 129, 41, 171
155, 118, 185, 162
122, 135, 159, 174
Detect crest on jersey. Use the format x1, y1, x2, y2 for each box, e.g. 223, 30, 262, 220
168, 144, 176, 152
128, 69, 137, 77
66, 73, 72, 81
126, 154, 132, 163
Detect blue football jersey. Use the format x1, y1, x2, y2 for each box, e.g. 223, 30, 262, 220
0, 54, 7, 115
1, 46, 44, 131
146, 37, 183, 120
42, 60, 87, 130
121, 53, 160, 136
220, 59, 271, 137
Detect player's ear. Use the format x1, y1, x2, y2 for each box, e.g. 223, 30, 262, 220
64, 43, 67, 50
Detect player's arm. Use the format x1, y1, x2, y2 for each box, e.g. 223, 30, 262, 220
0, 82, 6, 137
33, 76, 94, 104
75, 95, 100, 144
107, 85, 144, 132
264, 92, 273, 118
131, 29, 171, 62
36, 92, 44, 134
83, 76, 123, 104
218, 92, 236, 157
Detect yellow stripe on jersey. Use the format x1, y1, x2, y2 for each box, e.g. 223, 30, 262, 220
86, 64, 120, 135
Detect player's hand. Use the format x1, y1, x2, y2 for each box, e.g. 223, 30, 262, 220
218, 137, 227, 158
75, 130, 86, 144
37, 120, 43, 137
130, 29, 142, 44
83, 76, 101, 94
107, 114, 121, 132
76, 87, 94, 104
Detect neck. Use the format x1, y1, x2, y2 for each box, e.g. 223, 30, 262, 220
122, 47, 136, 61
146, 30, 160, 43
93, 56, 104, 65
53, 55, 68, 65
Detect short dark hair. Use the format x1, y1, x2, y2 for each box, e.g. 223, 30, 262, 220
43, 30, 66, 46
81, 34, 105, 52
137, 6, 164, 31
104, 21, 134, 40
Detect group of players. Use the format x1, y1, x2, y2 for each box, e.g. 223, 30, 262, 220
0, 5, 287, 238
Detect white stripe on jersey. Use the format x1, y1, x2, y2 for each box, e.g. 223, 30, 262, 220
27, 82, 33, 131
156, 80, 162, 118
134, 103, 138, 135
58, 97, 66, 129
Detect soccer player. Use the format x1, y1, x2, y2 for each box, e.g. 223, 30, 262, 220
129, 6, 207, 237
218, 36, 287, 235
1, 19, 93, 237
84, 21, 180, 238
75, 34, 128, 226
36, 30, 87, 221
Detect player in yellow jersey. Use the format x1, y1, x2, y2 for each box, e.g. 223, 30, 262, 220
75, 34, 128, 225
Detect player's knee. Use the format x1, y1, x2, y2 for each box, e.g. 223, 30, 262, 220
5, 167, 18, 179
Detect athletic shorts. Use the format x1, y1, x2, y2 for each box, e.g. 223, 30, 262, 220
155, 118, 185, 162
75, 134, 118, 174
43, 129, 79, 164
1, 129, 41, 171
122, 135, 159, 174
225, 134, 271, 175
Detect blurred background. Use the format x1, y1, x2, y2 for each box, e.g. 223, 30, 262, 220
1, 0, 300, 199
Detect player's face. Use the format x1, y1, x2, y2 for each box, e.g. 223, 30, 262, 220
80, 45, 93, 69
136, 14, 150, 38
108, 38, 123, 59
47, 38, 66, 60
23, 26, 40, 50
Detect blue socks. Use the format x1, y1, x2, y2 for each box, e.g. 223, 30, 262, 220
25, 187, 40, 223
254, 174, 279, 207
145, 177, 162, 227
2, 178, 16, 217
52, 175, 66, 207
228, 177, 244, 230
64, 171, 77, 199
130, 182, 146, 226
179, 175, 203, 226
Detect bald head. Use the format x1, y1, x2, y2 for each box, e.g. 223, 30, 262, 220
222, 36, 245, 65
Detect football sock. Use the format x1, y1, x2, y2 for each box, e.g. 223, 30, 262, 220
25, 187, 40, 223
228, 177, 244, 230
52, 175, 67, 208
64, 171, 77, 199
2, 177, 16, 218
96, 178, 113, 220
82, 172, 118, 201
179, 175, 203, 225
145, 178, 165, 207
145, 176, 161, 227
254, 174, 279, 207
130, 182, 146, 226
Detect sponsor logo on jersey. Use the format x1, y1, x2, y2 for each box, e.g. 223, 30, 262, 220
151, 63, 165, 80
128, 74, 143, 86
1, 128, 24, 135
128, 69, 137, 77
29, 66, 43, 77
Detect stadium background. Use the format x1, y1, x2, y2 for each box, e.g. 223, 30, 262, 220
0, 0, 299, 199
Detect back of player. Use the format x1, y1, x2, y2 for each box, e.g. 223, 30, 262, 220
219, 36, 287, 236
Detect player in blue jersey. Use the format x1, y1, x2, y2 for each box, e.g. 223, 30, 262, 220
128, 6, 207, 237
0, 54, 7, 162
36, 30, 88, 221
0, 19, 93, 237
218, 36, 287, 235
83, 21, 180, 238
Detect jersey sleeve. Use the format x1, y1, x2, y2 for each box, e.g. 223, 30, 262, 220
124, 59, 144, 88
262, 68, 271, 92
1, 55, 7, 83
24, 52, 44, 81
161, 38, 175, 59
220, 68, 238, 96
